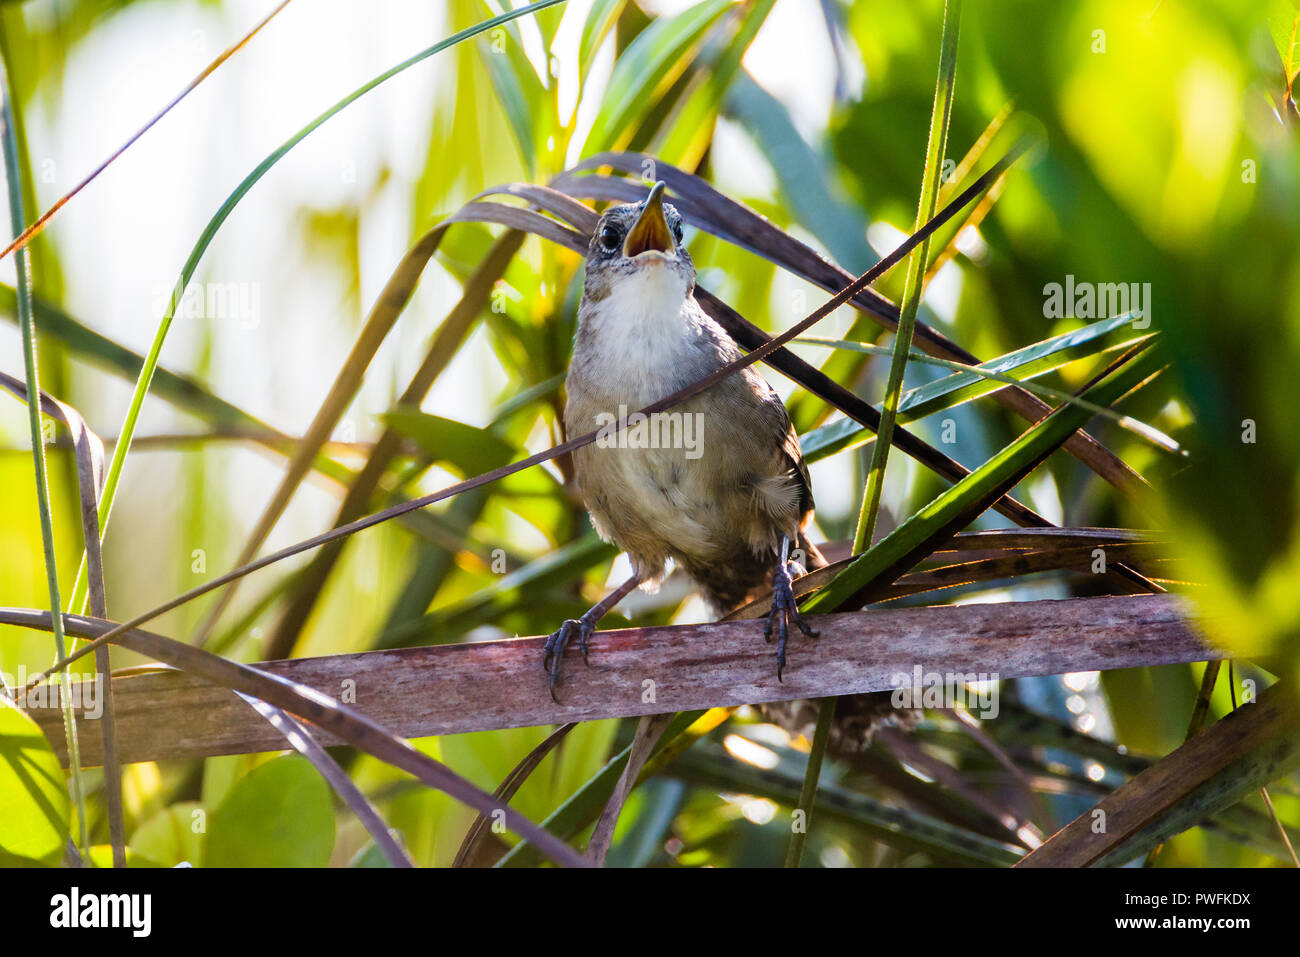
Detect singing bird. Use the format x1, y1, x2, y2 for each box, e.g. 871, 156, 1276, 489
544, 181, 823, 696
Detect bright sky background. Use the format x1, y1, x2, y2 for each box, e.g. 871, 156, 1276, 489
0, 0, 859, 552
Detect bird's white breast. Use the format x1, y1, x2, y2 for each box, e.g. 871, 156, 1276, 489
582, 263, 694, 402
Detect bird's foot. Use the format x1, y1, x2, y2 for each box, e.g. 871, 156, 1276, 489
539, 574, 642, 703
763, 559, 819, 682
541, 613, 599, 703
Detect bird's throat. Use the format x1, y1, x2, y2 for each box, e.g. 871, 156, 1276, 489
592, 262, 690, 331
579, 266, 698, 398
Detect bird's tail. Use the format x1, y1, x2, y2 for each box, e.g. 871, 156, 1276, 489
760, 692, 921, 756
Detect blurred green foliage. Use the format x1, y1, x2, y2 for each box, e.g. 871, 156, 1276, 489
0, 0, 1297, 868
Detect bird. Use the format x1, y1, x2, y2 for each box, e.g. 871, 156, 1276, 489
544, 181, 822, 691
544, 181, 915, 750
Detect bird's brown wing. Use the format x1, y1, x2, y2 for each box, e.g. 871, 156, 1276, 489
749, 366, 825, 570
737, 362, 815, 513
780, 417, 815, 516
782, 422, 827, 570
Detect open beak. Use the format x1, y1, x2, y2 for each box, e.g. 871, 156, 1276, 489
623, 181, 674, 257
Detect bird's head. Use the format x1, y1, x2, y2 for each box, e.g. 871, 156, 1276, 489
582, 181, 694, 304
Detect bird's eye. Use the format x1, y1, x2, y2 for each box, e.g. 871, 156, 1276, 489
599, 225, 621, 251
672, 220, 684, 245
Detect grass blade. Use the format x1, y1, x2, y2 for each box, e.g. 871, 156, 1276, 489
804, 344, 1162, 615
578, 0, 627, 82
581, 0, 735, 153
0, 373, 125, 867
854, 0, 962, 551
724, 72, 876, 271
655, 0, 777, 169
799, 334, 1150, 463
796, 330, 1180, 453
784, 696, 835, 867
0, 47, 88, 861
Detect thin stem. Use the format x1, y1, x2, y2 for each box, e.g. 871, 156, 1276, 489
852, 0, 962, 552
0, 0, 294, 264
1228, 662, 1298, 868
0, 29, 88, 858
784, 697, 836, 868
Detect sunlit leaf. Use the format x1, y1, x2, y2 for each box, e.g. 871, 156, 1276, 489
0, 700, 70, 865
205, 755, 335, 868
582, 0, 735, 154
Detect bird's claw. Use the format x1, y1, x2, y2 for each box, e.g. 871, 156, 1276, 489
763, 560, 819, 682
541, 615, 598, 702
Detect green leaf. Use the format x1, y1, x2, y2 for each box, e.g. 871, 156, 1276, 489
1268, 2, 1300, 83
476, 8, 546, 175
205, 756, 335, 868
579, 0, 627, 82
0, 700, 70, 865
800, 313, 1149, 462
852, 0, 962, 551
129, 802, 206, 868
796, 331, 1168, 447
656, 0, 777, 169
803, 345, 1161, 613
896, 314, 1146, 418
383, 408, 517, 477
0, 38, 87, 855
582, 0, 735, 154
725, 73, 877, 273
